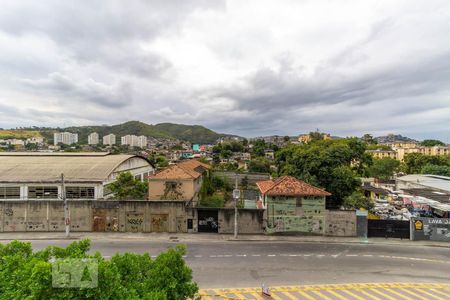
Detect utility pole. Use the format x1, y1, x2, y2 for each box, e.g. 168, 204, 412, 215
61, 173, 70, 238
233, 174, 240, 239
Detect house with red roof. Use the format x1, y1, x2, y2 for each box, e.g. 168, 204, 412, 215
256, 176, 331, 234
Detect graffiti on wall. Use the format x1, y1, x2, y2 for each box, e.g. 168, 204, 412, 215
266, 197, 325, 234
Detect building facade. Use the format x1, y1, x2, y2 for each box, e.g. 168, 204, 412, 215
53, 132, 78, 145
103, 134, 116, 145
121, 135, 147, 148
88, 132, 99, 145
256, 176, 331, 234
0, 152, 154, 200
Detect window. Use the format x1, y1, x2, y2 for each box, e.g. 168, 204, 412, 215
0, 187, 20, 199
28, 186, 58, 199
296, 197, 302, 207
66, 187, 95, 199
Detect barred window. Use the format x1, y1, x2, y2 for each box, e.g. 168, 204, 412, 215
66, 187, 95, 199
0, 187, 20, 199
28, 186, 58, 199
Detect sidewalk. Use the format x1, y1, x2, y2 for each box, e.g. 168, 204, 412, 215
0, 232, 449, 248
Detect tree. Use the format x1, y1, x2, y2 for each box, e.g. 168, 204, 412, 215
343, 192, 374, 210
283, 136, 290, 142
402, 153, 449, 174
0, 240, 198, 299
367, 157, 400, 180
248, 158, 271, 173
251, 139, 266, 157
421, 164, 450, 176
276, 138, 370, 204
107, 172, 148, 200
420, 139, 446, 147
361, 134, 377, 145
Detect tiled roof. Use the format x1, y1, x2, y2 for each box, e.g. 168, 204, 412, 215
256, 176, 331, 197
150, 159, 210, 180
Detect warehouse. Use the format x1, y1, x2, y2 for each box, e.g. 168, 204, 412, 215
0, 152, 154, 200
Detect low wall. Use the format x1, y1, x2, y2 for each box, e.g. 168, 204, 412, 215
218, 209, 264, 234
411, 217, 450, 242
0, 200, 187, 233
324, 210, 357, 237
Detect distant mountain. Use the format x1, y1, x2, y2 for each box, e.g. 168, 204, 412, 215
375, 134, 418, 144
39, 121, 235, 144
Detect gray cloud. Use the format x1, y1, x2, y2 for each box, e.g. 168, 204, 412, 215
0, 0, 449, 140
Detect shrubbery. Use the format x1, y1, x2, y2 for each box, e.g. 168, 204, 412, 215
0, 240, 198, 300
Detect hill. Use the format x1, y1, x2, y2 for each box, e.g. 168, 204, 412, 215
375, 134, 418, 144
37, 121, 232, 144
0, 130, 42, 139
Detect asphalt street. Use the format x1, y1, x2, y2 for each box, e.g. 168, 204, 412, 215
3, 238, 449, 288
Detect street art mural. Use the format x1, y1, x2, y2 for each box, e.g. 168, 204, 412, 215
266, 197, 325, 234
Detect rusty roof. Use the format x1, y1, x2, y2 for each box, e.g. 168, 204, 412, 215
256, 176, 331, 197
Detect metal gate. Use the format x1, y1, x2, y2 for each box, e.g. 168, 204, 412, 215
368, 219, 410, 239
197, 209, 219, 233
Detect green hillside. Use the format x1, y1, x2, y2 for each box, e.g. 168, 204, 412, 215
46, 121, 229, 144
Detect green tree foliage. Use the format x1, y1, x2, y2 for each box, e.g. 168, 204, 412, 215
421, 164, 450, 176
148, 153, 169, 168
420, 139, 446, 147
367, 158, 400, 180
361, 133, 377, 145
0, 240, 198, 300
343, 192, 374, 210
107, 172, 148, 200
276, 138, 371, 204
248, 158, 271, 173
199, 174, 232, 207
251, 139, 266, 157
402, 153, 449, 174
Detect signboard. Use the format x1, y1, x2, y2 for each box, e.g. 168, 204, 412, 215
233, 189, 241, 200
411, 217, 450, 242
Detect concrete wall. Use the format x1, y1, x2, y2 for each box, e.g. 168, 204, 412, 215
411, 217, 450, 242
324, 210, 357, 237
265, 196, 326, 234
218, 209, 264, 234
0, 200, 187, 233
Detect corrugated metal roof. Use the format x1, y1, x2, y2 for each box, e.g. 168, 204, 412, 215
0, 153, 146, 183
397, 174, 450, 192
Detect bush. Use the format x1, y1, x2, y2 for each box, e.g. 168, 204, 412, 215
0, 240, 198, 300
199, 193, 225, 208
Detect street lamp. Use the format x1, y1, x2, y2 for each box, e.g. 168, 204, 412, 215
233, 174, 240, 239
60, 173, 70, 238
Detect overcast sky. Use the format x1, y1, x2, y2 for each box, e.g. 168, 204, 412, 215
0, 0, 449, 140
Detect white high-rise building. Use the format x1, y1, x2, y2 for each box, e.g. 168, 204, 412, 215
102, 134, 116, 145
121, 135, 147, 148
54, 132, 78, 145
88, 132, 99, 145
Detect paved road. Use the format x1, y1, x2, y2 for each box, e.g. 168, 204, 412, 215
4, 238, 449, 290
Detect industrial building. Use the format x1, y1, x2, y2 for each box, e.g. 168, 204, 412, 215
0, 152, 154, 200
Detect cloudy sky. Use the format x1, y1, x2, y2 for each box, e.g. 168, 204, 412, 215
0, 0, 450, 140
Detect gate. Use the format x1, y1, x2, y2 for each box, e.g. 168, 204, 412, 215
368, 219, 410, 239
197, 209, 219, 233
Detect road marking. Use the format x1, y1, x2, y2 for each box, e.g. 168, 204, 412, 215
281, 291, 299, 300
430, 288, 450, 297
194, 255, 202, 258
236, 254, 247, 257
369, 288, 397, 300
363, 254, 373, 257
346, 254, 358, 257
289, 254, 297, 257
386, 288, 413, 300
341, 289, 366, 300
249, 292, 265, 299
326, 289, 348, 300
414, 288, 445, 300
317, 254, 325, 257
224, 255, 232, 257
209, 255, 217, 258
398, 287, 423, 298
357, 288, 381, 300
267, 254, 276, 257
251, 254, 260, 257
295, 290, 316, 300
310, 290, 333, 300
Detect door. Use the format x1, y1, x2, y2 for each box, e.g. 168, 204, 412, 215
197, 209, 219, 233
151, 214, 168, 232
